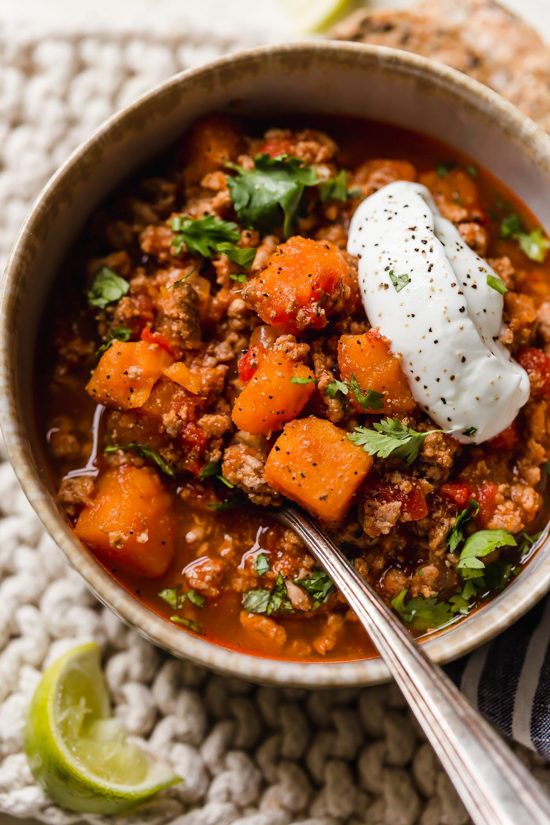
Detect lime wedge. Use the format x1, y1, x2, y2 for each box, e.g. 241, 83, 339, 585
24, 642, 180, 814
281, 0, 357, 32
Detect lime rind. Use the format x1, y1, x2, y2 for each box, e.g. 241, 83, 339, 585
25, 642, 180, 814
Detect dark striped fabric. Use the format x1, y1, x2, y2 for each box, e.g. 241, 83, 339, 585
447, 597, 550, 757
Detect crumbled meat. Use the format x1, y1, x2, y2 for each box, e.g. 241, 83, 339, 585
185, 556, 226, 598
222, 434, 281, 507
458, 221, 488, 256
58, 475, 96, 518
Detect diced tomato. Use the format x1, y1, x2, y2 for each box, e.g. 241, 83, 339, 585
487, 421, 519, 451
181, 422, 208, 475
439, 482, 473, 509
474, 481, 498, 527
237, 345, 267, 383
516, 346, 550, 397
141, 326, 175, 356
369, 480, 428, 522
260, 138, 293, 158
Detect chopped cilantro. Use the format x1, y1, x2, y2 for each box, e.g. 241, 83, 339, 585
499, 213, 549, 263
217, 474, 235, 489
466, 165, 478, 178
447, 499, 480, 553
457, 529, 517, 580
255, 553, 270, 576
242, 573, 292, 616
88, 266, 129, 310
388, 269, 411, 293
104, 442, 175, 478
96, 326, 132, 357
170, 615, 202, 633
159, 586, 205, 609
519, 531, 541, 559
349, 376, 384, 411
296, 570, 334, 608
319, 170, 350, 202
391, 589, 456, 631
290, 374, 315, 385
199, 461, 221, 480
436, 162, 454, 178
230, 273, 249, 283
227, 153, 319, 236
170, 214, 255, 266
349, 418, 440, 465
326, 379, 349, 399
462, 426, 478, 437
186, 589, 205, 607
486, 274, 508, 295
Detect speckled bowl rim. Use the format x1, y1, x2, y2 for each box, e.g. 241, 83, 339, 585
1, 41, 550, 687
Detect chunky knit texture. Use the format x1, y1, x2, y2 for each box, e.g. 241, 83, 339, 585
0, 6, 548, 824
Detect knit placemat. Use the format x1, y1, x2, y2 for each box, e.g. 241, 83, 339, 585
0, 7, 548, 825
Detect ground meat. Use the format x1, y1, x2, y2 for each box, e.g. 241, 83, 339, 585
488, 256, 516, 291
272, 334, 310, 364
503, 293, 537, 346
48, 419, 85, 462
382, 567, 408, 598
419, 431, 460, 483
251, 235, 279, 273
140, 225, 174, 261
184, 556, 226, 598
222, 434, 281, 507
155, 280, 201, 352
57, 475, 96, 518
272, 529, 314, 580
313, 613, 345, 655
197, 413, 232, 437
239, 611, 287, 647
458, 221, 489, 256
361, 497, 402, 539
352, 158, 416, 196
538, 301, 550, 351
486, 482, 541, 532
311, 342, 345, 424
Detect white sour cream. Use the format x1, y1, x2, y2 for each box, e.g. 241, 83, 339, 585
347, 181, 530, 444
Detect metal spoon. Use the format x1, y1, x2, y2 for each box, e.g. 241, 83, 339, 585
271, 503, 550, 825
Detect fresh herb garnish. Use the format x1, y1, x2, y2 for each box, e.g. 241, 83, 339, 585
227, 153, 319, 236
519, 531, 541, 559
241, 573, 293, 616
186, 589, 206, 607
170, 215, 255, 266
388, 269, 411, 293
466, 165, 478, 178
296, 570, 335, 608
456, 529, 517, 579
230, 273, 249, 283
170, 615, 202, 633
436, 162, 454, 178
462, 426, 478, 437
499, 213, 550, 263
326, 379, 349, 399
199, 461, 221, 480
159, 586, 205, 609
88, 267, 129, 310
217, 474, 235, 489
348, 376, 384, 411
105, 442, 176, 478
486, 274, 508, 295
391, 589, 457, 631
447, 499, 480, 553
168, 267, 196, 289
349, 418, 440, 464
255, 553, 270, 576
290, 374, 315, 385
319, 170, 350, 202
96, 326, 132, 357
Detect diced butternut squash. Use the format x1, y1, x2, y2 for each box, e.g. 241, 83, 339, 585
163, 361, 203, 394
86, 340, 173, 409
354, 159, 416, 194
264, 417, 373, 523
75, 466, 175, 577
182, 114, 243, 185
232, 350, 315, 435
419, 169, 482, 220
243, 236, 354, 334
338, 330, 415, 414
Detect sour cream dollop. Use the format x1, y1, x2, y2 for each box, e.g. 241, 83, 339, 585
347, 181, 530, 444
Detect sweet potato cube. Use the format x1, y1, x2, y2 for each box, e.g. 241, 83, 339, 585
182, 114, 243, 185
86, 340, 172, 409
163, 361, 203, 394
232, 350, 315, 435
264, 417, 373, 523
75, 466, 175, 577
338, 330, 415, 414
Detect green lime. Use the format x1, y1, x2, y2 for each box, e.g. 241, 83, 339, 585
281, 0, 357, 32
24, 642, 180, 814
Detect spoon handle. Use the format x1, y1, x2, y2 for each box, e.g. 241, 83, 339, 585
276, 505, 550, 825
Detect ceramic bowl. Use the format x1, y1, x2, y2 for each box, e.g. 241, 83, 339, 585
2, 41, 550, 686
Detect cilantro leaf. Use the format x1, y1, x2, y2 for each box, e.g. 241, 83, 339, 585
199, 461, 221, 480
255, 553, 270, 576
242, 573, 292, 616
217, 474, 235, 489
486, 274, 508, 295
88, 267, 129, 310
105, 442, 175, 478
457, 529, 517, 580
466, 165, 478, 178
499, 213, 549, 263
96, 326, 132, 357
290, 375, 315, 385
388, 270, 411, 293
296, 570, 335, 607
391, 589, 456, 631
349, 376, 384, 411
170, 615, 202, 633
436, 162, 454, 178
462, 426, 478, 437
319, 170, 350, 202
326, 379, 349, 399
230, 273, 249, 283
159, 586, 205, 609
348, 418, 440, 464
186, 589, 205, 607
447, 499, 480, 553
217, 243, 256, 268
170, 215, 256, 266
227, 154, 319, 236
